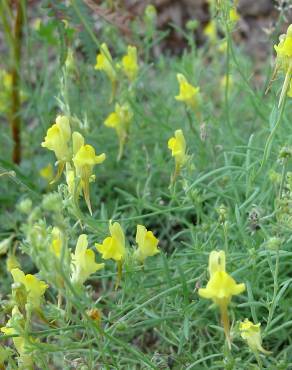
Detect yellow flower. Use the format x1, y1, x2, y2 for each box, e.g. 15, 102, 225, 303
72, 131, 85, 155
95, 221, 126, 262
71, 234, 104, 286
274, 25, 292, 67
95, 43, 116, 82
39, 163, 54, 183
239, 319, 271, 354
199, 268, 245, 306
229, 8, 240, 23
198, 250, 245, 347
95, 43, 117, 101
168, 129, 188, 180
199, 250, 245, 307
1, 306, 32, 367
121, 46, 138, 82
175, 74, 200, 110
203, 20, 217, 43
73, 144, 106, 214
104, 103, 133, 160
134, 225, 159, 263
51, 227, 62, 258
273, 25, 292, 106
11, 268, 48, 309
41, 115, 71, 162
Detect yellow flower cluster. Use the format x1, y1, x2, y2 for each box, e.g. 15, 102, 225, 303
41, 115, 106, 214
95, 43, 139, 100
198, 251, 271, 354
94, 44, 138, 159
96, 222, 159, 265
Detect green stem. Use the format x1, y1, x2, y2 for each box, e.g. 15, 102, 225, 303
279, 159, 287, 199
185, 107, 196, 135
224, 25, 232, 135
115, 260, 123, 290
260, 93, 287, 172
254, 350, 263, 369
223, 222, 228, 255
266, 248, 280, 330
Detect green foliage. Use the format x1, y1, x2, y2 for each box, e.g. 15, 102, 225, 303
0, 0, 292, 369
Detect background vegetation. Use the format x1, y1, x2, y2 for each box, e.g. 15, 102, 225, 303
0, 0, 292, 369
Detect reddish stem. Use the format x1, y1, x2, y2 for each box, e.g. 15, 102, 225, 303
11, 0, 23, 164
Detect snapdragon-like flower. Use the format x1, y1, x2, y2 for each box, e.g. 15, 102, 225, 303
198, 251, 245, 347
229, 7, 240, 23
95, 43, 117, 101
73, 144, 106, 214
273, 24, 292, 106
239, 319, 271, 355
11, 268, 48, 310
168, 129, 188, 181
134, 225, 160, 263
104, 103, 133, 160
96, 221, 126, 289
203, 20, 217, 43
71, 234, 104, 286
121, 46, 138, 82
1, 306, 33, 368
96, 221, 126, 262
41, 115, 71, 162
175, 74, 200, 110
274, 24, 292, 70
41, 115, 71, 180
